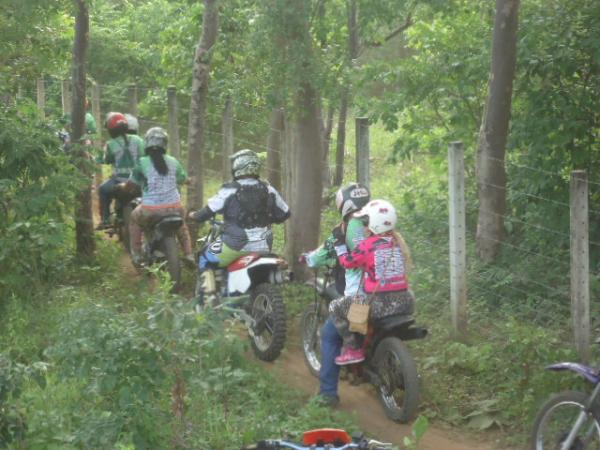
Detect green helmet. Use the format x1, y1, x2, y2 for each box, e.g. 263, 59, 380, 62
230, 149, 261, 179
144, 127, 168, 151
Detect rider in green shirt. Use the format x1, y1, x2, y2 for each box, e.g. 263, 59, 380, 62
97, 112, 144, 228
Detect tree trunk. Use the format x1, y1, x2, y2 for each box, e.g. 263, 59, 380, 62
475, 0, 520, 262
334, 92, 348, 186
286, 83, 324, 279
321, 106, 334, 190
72, 0, 95, 258
266, 107, 284, 192
334, 0, 358, 187
187, 0, 219, 240
221, 96, 234, 181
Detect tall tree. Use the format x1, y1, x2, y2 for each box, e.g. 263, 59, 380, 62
334, 0, 358, 187
72, 0, 95, 258
274, 0, 324, 279
476, 0, 520, 262
187, 0, 219, 239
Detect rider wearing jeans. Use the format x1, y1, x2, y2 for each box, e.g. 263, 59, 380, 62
332, 200, 415, 365
188, 149, 290, 301
97, 112, 144, 229
301, 183, 370, 406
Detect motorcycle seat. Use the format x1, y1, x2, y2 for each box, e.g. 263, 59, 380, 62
155, 215, 183, 233
373, 314, 415, 331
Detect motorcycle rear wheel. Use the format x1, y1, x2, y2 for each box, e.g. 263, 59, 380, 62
119, 205, 133, 254
249, 283, 287, 362
373, 337, 419, 423
162, 235, 181, 291
531, 390, 600, 450
301, 302, 327, 378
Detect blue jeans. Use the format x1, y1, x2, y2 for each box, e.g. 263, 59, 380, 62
319, 318, 343, 397
98, 177, 121, 223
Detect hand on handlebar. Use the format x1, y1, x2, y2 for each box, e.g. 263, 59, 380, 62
332, 224, 345, 247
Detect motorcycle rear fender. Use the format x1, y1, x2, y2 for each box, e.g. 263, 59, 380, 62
371, 315, 428, 348
227, 258, 287, 295
546, 362, 600, 384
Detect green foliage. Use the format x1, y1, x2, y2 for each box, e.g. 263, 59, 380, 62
0, 102, 86, 301
0, 354, 47, 447
403, 415, 429, 450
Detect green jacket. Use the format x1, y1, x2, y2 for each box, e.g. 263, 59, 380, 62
305, 216, 366, 296
100, 134, 145, 178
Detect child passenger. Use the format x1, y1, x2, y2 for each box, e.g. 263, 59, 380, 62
331, 199, 415, 365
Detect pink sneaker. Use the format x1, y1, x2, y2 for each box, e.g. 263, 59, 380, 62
335, 347, 365, 365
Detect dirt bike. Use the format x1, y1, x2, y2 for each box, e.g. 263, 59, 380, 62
240, 428, 392, 449
131, 197, 184, 290
105, 180, 141, 253
301, 266, 427, 423
531, 359, 600, 449
194, 218, 290, 362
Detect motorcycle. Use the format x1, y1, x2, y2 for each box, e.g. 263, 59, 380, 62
194, 218, 290, 362
105, 180, 141, 252
131, 197, 184, 291
301, 267, 427, 423
241, 428, 392, 449
531, 360, 600, 449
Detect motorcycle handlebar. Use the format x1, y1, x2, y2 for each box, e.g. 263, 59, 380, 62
240, 440, 392, 450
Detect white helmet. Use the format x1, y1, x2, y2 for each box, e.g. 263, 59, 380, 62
124, 114, 139, 134
359, 199, 397, 234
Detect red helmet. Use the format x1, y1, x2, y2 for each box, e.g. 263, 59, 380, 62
105, 112, 128, 132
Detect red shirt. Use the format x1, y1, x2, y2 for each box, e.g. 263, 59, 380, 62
338, 235, 409, 293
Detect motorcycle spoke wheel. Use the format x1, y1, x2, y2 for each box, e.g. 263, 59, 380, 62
531, 391, 600, 450
249, 283, 286, 362
301, 303, 326, 378
373, 337, 419, 423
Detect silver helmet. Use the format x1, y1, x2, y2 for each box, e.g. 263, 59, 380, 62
230, 149, 261, 179
144, 127, 168, 151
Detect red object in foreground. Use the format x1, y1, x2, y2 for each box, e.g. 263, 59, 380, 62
302, 428, 352, 446
227, 253, 260, 271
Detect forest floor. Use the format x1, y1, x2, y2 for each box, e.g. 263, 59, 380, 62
265, 323, 516, 450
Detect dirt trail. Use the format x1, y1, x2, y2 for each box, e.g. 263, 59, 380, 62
266, 329, 513, 450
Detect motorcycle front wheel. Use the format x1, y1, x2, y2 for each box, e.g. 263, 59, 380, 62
249, 283, 287, 362
531, 390, 600, 450
301, 302, 327, 378
373, 337, 420, 423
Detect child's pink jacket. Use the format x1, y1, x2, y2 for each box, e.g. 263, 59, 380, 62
337, 235, 409, 294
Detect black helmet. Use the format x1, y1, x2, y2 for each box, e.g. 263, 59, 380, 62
335, 183, 371, 218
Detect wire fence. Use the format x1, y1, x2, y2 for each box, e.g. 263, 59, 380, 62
14, 74, 600, 359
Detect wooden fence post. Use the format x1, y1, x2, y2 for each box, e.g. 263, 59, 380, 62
449, 141, 468, 338
36, 77, 45, 119
355, 117, 370, 189
92, 82, 103, 191
570, 170, 590, 362
62, 79, 72, 116
128, 83, 138, 116
167, 86, 181, 160
221, 97, 234, 181
91, 82, 102, 134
